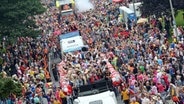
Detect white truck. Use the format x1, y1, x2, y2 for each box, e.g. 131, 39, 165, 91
59, 31, 87, 53
128, 2, 142, 17
56, 0, 75, 16
73, 79, 118, 104
119, 6, 137, 22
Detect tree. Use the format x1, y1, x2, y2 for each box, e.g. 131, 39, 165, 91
140, 0, 184, 17
0, 73, 22, 99
0, 0, 46, 39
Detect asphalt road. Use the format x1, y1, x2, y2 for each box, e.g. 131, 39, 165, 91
48, 53, 61, 87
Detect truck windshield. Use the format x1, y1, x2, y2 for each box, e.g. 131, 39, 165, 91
61, 9, 73, 16
75, 79, 113, 97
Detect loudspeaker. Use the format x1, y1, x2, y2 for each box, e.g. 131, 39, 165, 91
81, 47, 88, 52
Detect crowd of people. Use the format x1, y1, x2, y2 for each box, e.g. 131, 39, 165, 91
0, 0, 184, 104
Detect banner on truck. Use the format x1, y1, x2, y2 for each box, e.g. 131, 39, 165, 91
59, 31, 85, 53
61, 36, 84, 52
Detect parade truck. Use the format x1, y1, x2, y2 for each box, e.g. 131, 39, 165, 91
128, 2, 142, 17
58, 30, 88, 53
119, 6, 137, 23
73, 79, 118, 104
56, 0, 75, 16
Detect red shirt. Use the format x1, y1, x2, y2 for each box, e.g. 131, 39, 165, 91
162, 74, 170, 86
114, 34, 118, 38
120, 31, 129, 38
20, 65, 26, 73
157, 83, 165, 93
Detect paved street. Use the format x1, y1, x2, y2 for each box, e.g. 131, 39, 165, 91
48, 53, 61, 87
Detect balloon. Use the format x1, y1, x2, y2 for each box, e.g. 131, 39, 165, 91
62, 85, 73, 95
67, 85, 73, 94
63, 87, 68, 93
112, 76, 121, 86
112, 80, 121, 86
106, 62, 122, 86
57, 61, 73, 95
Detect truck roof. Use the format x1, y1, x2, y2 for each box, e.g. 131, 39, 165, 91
119, 6, 134, 14
74, 91, 117, 104
57, 0, 71, 5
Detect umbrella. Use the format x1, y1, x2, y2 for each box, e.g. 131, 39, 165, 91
113, 0, 123, 3
137, 18, 148, 24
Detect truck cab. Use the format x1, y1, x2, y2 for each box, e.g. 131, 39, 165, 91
56, 0, 75, 16
73, 79, 118, 104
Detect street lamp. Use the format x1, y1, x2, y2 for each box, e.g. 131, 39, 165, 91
169, 0, 178, 37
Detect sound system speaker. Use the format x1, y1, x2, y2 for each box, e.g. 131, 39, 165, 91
81, 47, 88, 52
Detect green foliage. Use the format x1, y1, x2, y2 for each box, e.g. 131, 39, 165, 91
0, 57, 3, 65
0, 75, 22, 99
0, 0, 46, 38
12, 82, 23, 97
140, 0, 184, 17
0, 48, 6, 54
0, 73, 3, 78
176, 10, 184, 26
